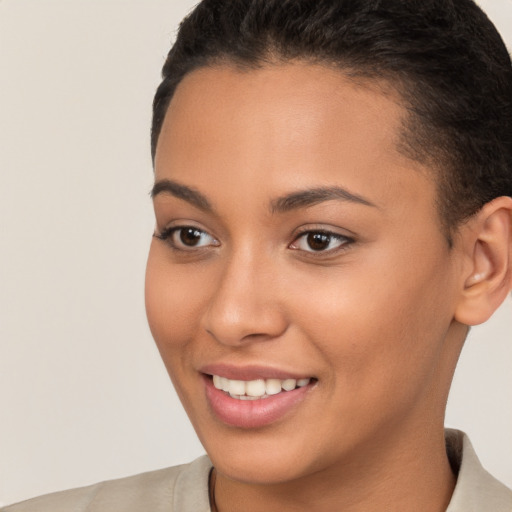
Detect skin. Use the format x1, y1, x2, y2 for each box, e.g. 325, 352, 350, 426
145, 63, 499, 511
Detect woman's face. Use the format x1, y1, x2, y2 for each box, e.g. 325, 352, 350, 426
146, 63, 465, 484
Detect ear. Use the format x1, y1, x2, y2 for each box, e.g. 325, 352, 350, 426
455, 196, 512, 326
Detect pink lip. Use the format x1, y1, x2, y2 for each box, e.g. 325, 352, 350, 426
201, 371, 315, 429
200, 363, 312, 381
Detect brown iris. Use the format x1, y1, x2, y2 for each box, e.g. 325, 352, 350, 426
307, 232, 332, 251
180, 228, 203, 246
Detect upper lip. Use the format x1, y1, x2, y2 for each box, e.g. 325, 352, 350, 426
199, 363, 314, 381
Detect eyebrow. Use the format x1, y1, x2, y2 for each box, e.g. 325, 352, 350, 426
270, 186, 377, 213
151, 179, 376, 215
151, 179, 213, 212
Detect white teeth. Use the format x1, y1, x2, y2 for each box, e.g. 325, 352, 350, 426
229, 380, 246, 396
265, 379, 283, 396
246, 379, 266, 397
212, 375, 222, 389
220, 377, 230, 392
282, 379, 296, 391
212, 375, 312, 398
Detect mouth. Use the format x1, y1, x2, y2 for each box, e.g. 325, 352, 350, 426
202, 370, 317, 428
210, 375, 312, 400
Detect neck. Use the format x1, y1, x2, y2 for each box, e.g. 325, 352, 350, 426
212, 426, 456, 512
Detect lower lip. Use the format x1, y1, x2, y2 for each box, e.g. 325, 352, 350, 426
203, 375, 313, 429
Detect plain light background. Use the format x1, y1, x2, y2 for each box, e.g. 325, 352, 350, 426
0, 0, 511, 506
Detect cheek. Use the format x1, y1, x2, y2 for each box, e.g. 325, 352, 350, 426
289, 245, 455, 397
145, 243, 209, 356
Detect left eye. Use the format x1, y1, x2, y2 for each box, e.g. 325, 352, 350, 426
290, 231, 350, 253
155, 226, 219, 250
173, 227, 214, 248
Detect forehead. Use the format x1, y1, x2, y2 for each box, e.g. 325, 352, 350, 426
155, 63, 436, 221
159, 62, 406, 162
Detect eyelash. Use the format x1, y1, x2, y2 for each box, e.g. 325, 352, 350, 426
154, 226, 354, 255
154, 226, 219, 251
289, 229, 354, 254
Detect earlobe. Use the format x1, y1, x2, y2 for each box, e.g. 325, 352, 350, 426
455, 196, 512, 326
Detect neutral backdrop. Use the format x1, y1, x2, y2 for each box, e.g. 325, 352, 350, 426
0, 0, 511, 506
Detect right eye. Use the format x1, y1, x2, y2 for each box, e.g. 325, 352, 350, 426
154, 226, 219, 251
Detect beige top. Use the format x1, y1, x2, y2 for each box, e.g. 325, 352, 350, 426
3, 430, 511, 512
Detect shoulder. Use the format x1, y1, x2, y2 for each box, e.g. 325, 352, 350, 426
446, 429, 512, 512
1, 456, 213, 512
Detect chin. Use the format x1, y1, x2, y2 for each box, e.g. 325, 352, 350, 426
211, 450, 312, 485
195, 420, 332, 485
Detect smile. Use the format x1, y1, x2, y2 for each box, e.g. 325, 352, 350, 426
212, 375, 311, 400
204, 373, 316, 428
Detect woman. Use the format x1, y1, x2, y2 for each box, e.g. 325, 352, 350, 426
4, 0, 512, 510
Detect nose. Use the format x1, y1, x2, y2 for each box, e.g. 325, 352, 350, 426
201, 248, 288, 346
